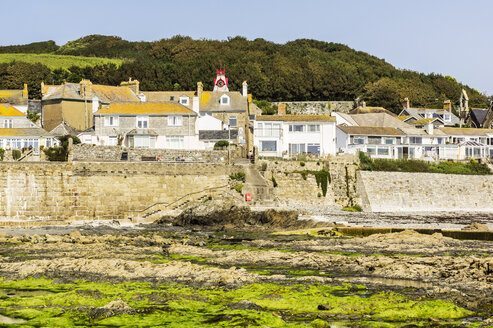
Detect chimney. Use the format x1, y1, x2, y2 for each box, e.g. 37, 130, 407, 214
192, 96, 200, 114
278, 103, 286, 115
80, 79, 92, 98
197, 82, 203, 99
242, 81, 248, 97
92, 96, 99, 113
41, 82, 45, 97
402, 97, 410, 109
443, 100, 452, 112
425, 122, 434, 135
22, 84, 28, 99
120, 78, 139, 95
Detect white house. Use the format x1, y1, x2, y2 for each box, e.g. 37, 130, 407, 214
254, 115, 336, 158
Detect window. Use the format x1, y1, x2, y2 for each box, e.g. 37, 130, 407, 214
104, 116, 119, 127
443, 113, 451, 122
229, 115, 237, 127
220, 95, 230, 105
289, 125, 304, 132
377, 147, 389, 155
179, 97, 189, 106
384, 138, 394, 144
166, 136, 184, 149
46, 138, 51, 147
261, 140, 277, 152
170, 96, 175, 101
136, 116, 149, 128
308, 125, 320, 132
3, 120, 12, 128
132, 135, 156, 148
168, 116, 183, 126
409, 137, 422, 144
367, 147, 376, 155
352, 137, 365, 145
307, 144, 320, 154
108, 136, 118, 146
437, 138, 444, 144
289, 143, 306, 154
367, 136, 382, 144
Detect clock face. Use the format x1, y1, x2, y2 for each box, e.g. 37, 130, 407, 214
216, 79, 225, 87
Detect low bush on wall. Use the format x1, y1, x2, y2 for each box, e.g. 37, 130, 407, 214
358, 152, 491, 175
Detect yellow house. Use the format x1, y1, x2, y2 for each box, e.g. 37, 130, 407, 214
41, 79, 141, 132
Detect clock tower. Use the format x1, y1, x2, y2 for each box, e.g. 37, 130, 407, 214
213, 62, 229, 92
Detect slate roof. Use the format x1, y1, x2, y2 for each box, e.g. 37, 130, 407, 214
43, 83, 140, 103
0, 128, 52, 137
412, 118, 443, 125
49, 122, 80, 137
439, 127, 493, 136
256, 115, 336, 122
199, 130, 238, 141
349, 106, 395, 116
399, 108, 459, 126
349, 113, 414, 129
337, 126, 404, 136
96, 102, 196, 115
143, 91, 196, 102
469, 109, 488, 128
0, 89, 27, 105
0, 103, 25, 117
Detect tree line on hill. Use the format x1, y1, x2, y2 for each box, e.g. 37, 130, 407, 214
0, 35, 489, 112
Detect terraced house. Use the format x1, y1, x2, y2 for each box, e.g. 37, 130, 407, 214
41, 79, 142, 132
0, 103, 56, 151
85, 102, 199, 149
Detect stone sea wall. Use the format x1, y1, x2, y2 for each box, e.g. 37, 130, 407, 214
0, 162, 232, 222
358, 171, 493, 212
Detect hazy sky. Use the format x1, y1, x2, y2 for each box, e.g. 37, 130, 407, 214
2, 0, 492, 94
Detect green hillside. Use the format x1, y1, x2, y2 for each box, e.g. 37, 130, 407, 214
0, 34, 488, 110
0, 53, 123, 70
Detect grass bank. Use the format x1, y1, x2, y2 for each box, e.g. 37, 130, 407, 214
0, 53, 123, 70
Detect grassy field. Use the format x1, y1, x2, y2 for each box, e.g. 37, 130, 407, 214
0, 53, 123, 70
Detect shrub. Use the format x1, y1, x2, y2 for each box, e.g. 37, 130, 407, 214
233, 184, 243, 193
300, 161, 306, 167
229, 172, 246, 182
0, 148, 4, 161
214, 140, 229, 150
261, 162, 267, 171
271, 176, 278, 187
12, 150, 21, 160
343, 204, 363, 212
44, 146, 67, 161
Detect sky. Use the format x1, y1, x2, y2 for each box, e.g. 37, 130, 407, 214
1, 0, 492, 95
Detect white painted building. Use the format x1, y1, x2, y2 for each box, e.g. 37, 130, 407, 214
254, 115, 336, 158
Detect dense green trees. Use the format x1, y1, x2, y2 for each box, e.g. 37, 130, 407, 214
0, 35, 488, 112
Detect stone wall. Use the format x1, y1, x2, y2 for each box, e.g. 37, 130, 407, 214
273, 101, 354, 115
358, 171, 493, 212
0, 162, 232, 222
72, 144, 232, 163
259, 160, 335, 206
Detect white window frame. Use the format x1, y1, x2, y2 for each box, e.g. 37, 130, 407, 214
168, 116, 183, 127
3, 119, 12, 128
179, 96, 189, 106
104, 116, 119, 127
108, 136, 118, 146
229, 115, 237, 127
136, 116, 149, 129
165, 135, 184, 149
220, 95, 230, 105
308, 124, 320, 133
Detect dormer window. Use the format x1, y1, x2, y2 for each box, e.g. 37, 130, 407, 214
443, 113, 451, 122
179, 96, 189, 106
220, 95, 230, 105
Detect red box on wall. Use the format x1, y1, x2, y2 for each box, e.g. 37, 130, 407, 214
245, 193, 252, 201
